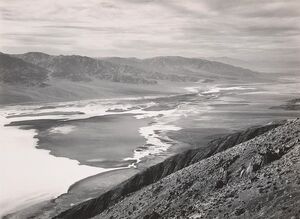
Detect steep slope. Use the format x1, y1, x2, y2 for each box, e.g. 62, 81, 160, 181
0, 52, 48, 85
53, 121, 285, 219
92, 119, 300, 219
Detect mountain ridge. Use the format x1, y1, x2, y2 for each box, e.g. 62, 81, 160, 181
51, 119, 300, 219
11, 52, 264, 83
0, 51, 272, 105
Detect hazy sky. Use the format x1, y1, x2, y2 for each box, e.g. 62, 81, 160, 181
0, 0, 299, 65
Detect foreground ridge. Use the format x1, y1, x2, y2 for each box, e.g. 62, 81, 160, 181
92, 118, 300, 219
52, 119, 300, 219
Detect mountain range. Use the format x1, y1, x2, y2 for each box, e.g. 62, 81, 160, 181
1, 52, 264, 85
0, 52, 271, 104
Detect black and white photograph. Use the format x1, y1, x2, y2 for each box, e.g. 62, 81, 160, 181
0, 0, 300, 218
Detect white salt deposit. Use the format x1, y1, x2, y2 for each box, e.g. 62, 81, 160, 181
0, 113, 109, 217
202, 86, 255, 94
0, 94, 200, 216
49, 125, 76, 134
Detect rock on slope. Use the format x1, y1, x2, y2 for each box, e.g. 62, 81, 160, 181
92, 118, 300, 219
53, 121, 290, 219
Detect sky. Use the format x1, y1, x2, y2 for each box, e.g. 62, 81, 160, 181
0, 0, 299, 71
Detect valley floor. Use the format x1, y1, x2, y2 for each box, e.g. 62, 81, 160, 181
2, 78, 300, 219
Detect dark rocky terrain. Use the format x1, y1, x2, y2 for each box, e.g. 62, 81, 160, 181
0, 52, 48, 85
48, 118, 300, 219
93, 119, 300, 219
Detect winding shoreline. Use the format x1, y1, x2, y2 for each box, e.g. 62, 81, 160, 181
0, 93, 188, 218
3, 118, 288, 219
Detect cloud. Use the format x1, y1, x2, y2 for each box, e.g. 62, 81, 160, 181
0, 0, 299, 70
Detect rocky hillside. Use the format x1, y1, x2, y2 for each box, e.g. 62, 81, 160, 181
3, 120, 285, 219
0, 52, 48, 85
93, 119, 300, 219
52, 120, 296, 219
